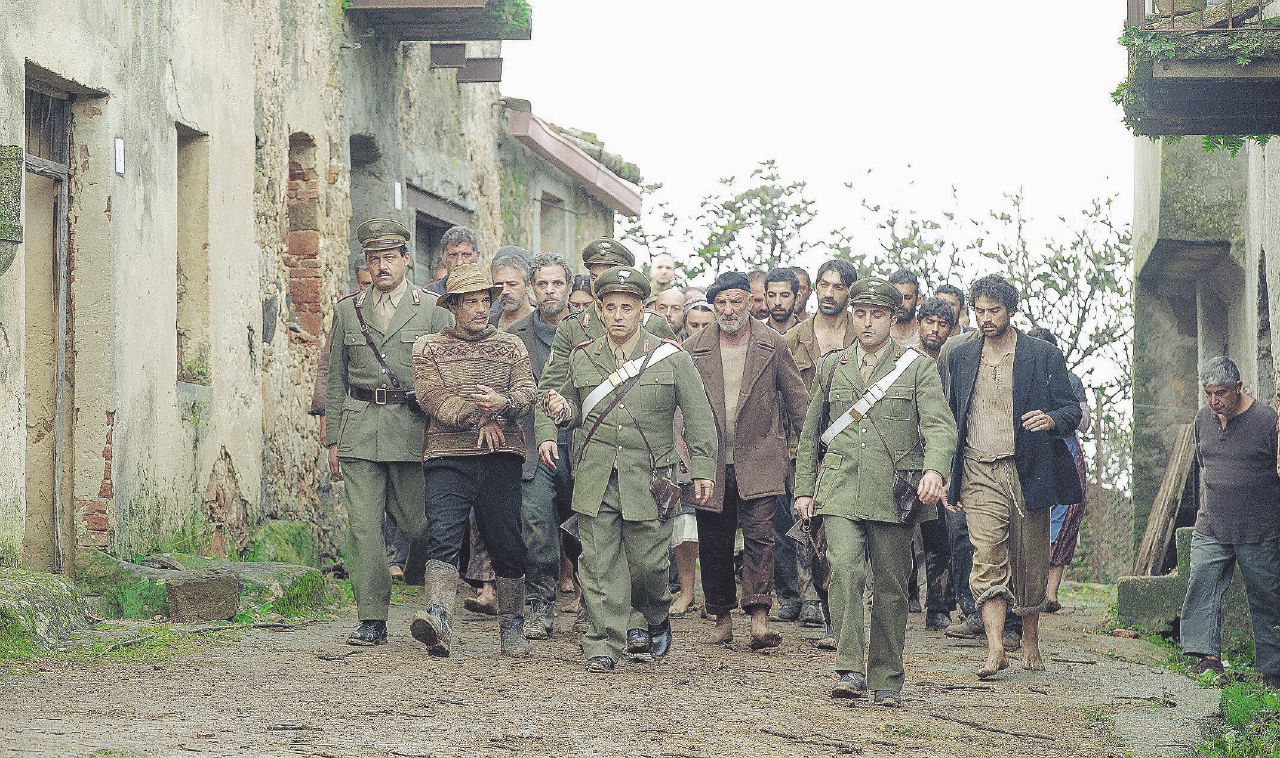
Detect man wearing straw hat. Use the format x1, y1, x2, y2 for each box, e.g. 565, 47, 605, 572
325, 218, 453, 647
409, 263, 539, 658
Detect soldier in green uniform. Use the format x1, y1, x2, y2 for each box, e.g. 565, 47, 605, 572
325, 219, 453, 646
793, 277, 957, 705
534, 238, 675, 458
543, 266, 717, 673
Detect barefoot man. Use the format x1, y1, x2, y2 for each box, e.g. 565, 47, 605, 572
943, 274, 1082, 679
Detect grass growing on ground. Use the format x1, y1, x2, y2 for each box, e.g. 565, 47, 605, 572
1197, 681, 1280, 757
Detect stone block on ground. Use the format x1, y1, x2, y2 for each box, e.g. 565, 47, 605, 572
0, 568, 90, 659
1116, 527, 1255, 660
166, 568, 242, 623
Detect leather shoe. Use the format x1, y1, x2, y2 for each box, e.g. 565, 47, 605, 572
874, 690, 902, 707
830, 671, 868, 699
585, 656, 616, 673
648, 620, 672, 658
798, 600, 824, 628
346, 620, 387, 646
945, 614, 984, 639
925, 612, 951, 631
769, 602, 801, 622
625, 627, 652, 656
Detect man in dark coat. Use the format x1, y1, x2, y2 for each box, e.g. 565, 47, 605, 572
944, 274, 1082, 679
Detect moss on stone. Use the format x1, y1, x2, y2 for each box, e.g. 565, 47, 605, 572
0, 567, 90, 663
239, 520, 323, 569
73, 549, 170, 620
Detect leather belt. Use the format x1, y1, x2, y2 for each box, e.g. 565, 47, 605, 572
350, 387, 411, 405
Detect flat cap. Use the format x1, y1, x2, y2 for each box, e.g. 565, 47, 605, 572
849, 276, 903, 310
594, 266, 650, 301
356, 218, 411, 252
581, 237, 635, 268
439, 262, 502, 307
705, 271, 751, 304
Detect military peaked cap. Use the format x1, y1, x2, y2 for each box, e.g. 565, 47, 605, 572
581, 237, 635, 267
849, 276, 903, 310
594, 266, 650, 301
357, 218, 411, 252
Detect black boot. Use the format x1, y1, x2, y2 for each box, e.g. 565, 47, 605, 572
410, 560, 457, 657
648, 619, 672, 658
347, 620, 387, 646
625, 627, 652, 658
496, 577, 532, 657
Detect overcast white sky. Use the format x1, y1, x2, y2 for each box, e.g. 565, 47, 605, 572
502, 1, 1134, 273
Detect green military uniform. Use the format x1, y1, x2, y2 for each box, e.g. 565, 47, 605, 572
326, 219, 453, 624
794, 277, 957, 695
534, 238, 676, 446
551, 267, 717, 664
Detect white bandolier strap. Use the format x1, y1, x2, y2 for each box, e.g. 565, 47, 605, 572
820, 348, 922, 447
580, 342, 681, 421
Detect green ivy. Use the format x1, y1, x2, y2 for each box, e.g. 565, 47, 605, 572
1114, 25, 1280, 153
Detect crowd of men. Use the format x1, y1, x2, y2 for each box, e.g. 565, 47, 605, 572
315, 217, 1097, 703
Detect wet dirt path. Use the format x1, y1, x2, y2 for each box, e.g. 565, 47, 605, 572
0, 585, 1218, 757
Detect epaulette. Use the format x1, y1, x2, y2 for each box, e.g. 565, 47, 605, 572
570, 339, 593, 353
661, 338, 684, 351
336, 290, 358, 303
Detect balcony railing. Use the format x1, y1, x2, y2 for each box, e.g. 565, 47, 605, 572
1128, 0, 1279, 31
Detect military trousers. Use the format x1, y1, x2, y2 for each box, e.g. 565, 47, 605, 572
824, 515, 914, 692
522, 442, 574, 604
339, 457, 428, 622
578, 471, 672, 662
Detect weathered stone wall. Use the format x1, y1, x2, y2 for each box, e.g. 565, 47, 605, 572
496, 113, 615, 261
1133, 136, 1273, 558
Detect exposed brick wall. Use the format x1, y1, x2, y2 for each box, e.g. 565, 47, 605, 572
285, 136, 321, 340
76, 410, 115, 549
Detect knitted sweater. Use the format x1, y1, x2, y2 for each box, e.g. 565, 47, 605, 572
412, 326, 537, 460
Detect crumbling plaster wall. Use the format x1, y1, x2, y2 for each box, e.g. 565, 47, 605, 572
496, 124, 617, 260
0, 0, 261, 564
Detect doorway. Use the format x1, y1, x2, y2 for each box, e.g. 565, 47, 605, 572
22, 84, 73, 572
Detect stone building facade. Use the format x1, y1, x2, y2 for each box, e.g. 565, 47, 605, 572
0, 0, 641, 572
1133, 136, 1277, 566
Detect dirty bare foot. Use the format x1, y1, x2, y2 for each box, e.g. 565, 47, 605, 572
1023, 644, 1045, 671
464, 582, 497, 615
706, 614, 733, 645
748, 609, 781, 650
977, 650, 1008, 679
670, 590, 695, 617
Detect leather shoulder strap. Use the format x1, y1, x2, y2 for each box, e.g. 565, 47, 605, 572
353, 296, 403, 389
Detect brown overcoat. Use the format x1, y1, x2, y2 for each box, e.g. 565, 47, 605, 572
683, 319, 809, 513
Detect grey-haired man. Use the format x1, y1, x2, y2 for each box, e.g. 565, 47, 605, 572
1179, 356, 1280, 690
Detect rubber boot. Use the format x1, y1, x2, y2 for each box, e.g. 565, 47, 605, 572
410, 560, 457, 657
496, 576, 532, 658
